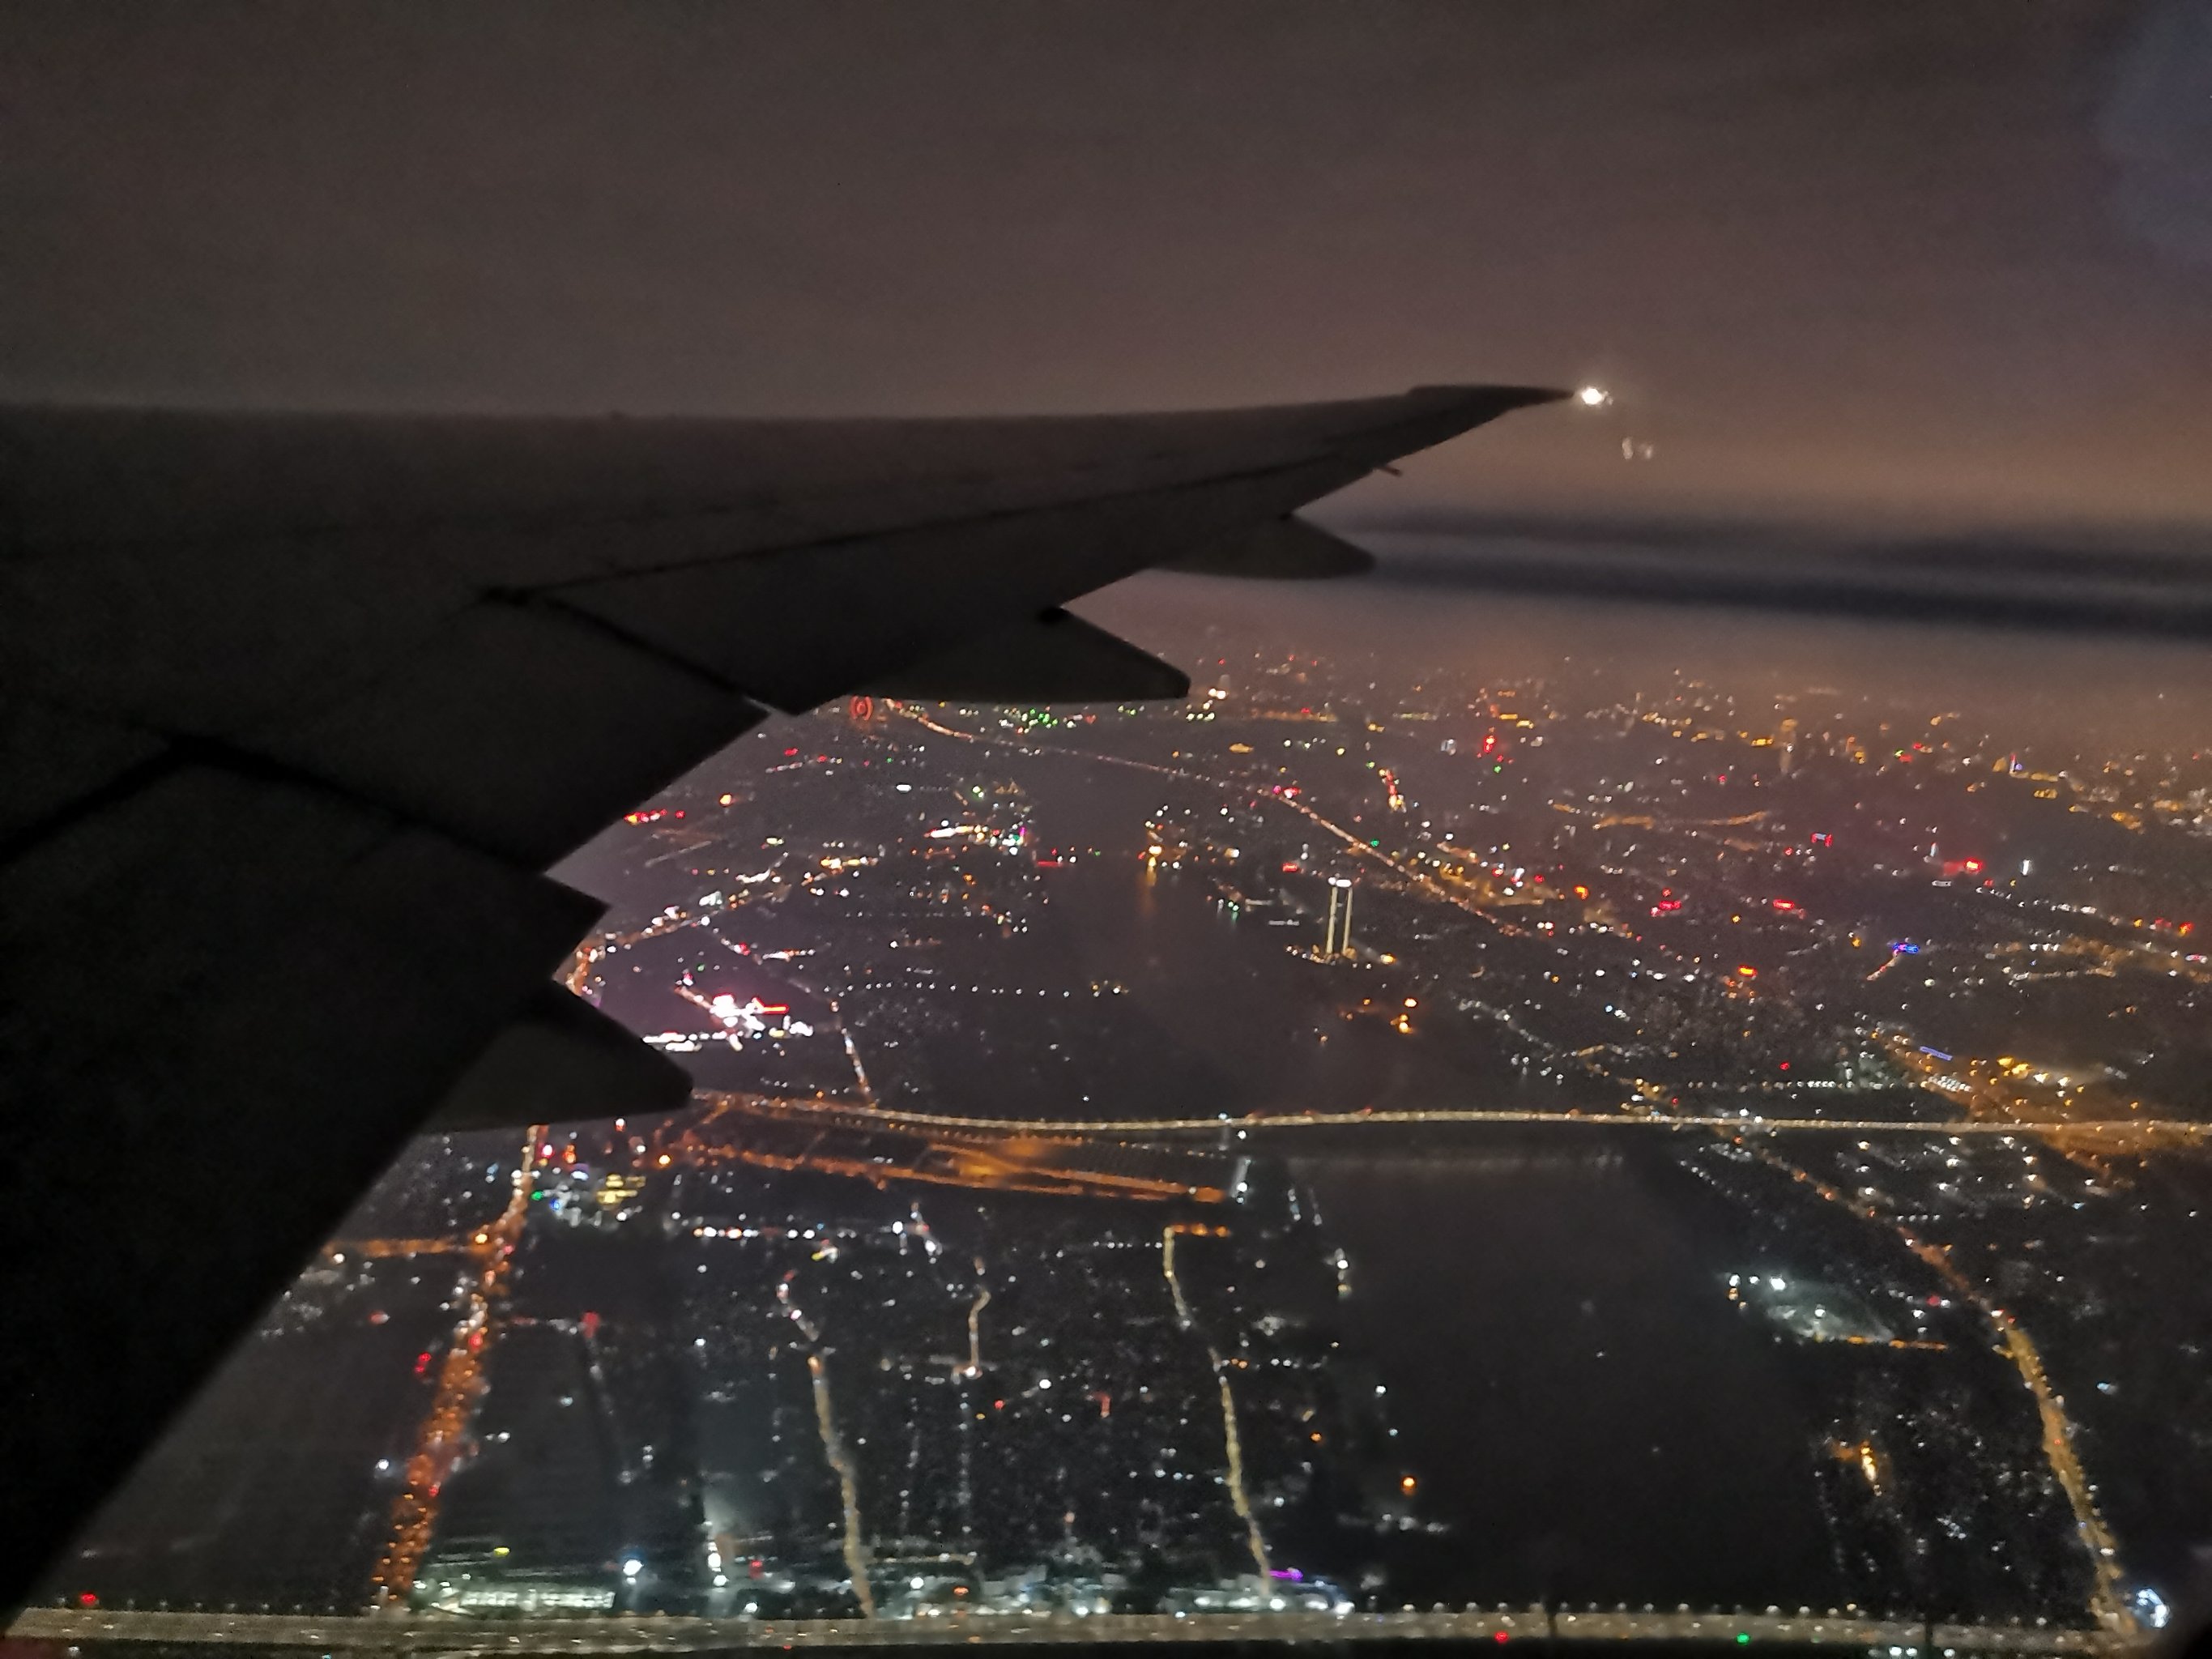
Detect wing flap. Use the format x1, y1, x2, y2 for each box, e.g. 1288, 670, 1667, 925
868, 608, 1189, 703
550, 457, 1366, 712
1, 763, 607, 1613
425, 982, 692, 1132
253, 595, 769, 865
1161, 513, 1378, 579
0, 701, 167, 843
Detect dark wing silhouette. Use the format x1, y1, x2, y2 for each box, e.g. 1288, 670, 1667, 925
0, 383, 1562, 1607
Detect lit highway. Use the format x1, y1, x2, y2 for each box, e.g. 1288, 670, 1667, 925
697, 1090, 2212, 1148
778, 1287, 877, 1619
1161, 1222, 1269, 1579
328, 1236, 479, 1259
1732, 1143, 2133, 1633
1872, 1034, 2181, 1167
367, 1128, 543, 1606
671, 1093, 1231, 1201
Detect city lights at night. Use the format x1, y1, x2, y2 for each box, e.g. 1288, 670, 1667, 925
8, 4, 2212, 1655
32, 633, 2212, 1647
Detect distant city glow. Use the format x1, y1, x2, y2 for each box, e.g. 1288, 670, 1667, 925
65, 634, 2207, 1640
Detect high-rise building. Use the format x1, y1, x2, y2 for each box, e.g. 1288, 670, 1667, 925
1323, 877, 1355, 957
1778, 718, 1800, 775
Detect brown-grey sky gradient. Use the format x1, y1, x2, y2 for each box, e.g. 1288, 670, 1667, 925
6, 2, 2209, 544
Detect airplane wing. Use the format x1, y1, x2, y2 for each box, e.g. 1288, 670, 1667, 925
0, 382, 1562, 1608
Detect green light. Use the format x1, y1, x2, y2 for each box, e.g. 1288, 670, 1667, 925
1736, 1636, 1750, 1646
530, 1189, 543, 1200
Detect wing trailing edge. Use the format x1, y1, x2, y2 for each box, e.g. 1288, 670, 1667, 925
1162, 513, 1378, 580
867, 608, 1189, 703
425, 982, 693, 1132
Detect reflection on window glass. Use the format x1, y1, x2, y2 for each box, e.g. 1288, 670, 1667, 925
38, 594, 2210, 1648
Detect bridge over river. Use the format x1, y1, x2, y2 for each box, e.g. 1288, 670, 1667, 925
693, 1092, 2212, 1157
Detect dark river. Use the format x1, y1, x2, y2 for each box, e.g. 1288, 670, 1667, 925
1308, 1149, 1841, 1610
957, 737, 1847, 1611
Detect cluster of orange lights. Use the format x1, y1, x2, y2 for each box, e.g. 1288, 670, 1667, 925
369, 1132, 541, 1602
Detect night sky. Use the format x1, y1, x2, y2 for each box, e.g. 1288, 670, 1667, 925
6, 2, 2210, 698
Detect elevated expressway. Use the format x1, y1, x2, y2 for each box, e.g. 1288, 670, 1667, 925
690, 1091, 2212, 1154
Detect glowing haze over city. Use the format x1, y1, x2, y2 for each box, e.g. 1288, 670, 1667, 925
9, 3, 2212, 1653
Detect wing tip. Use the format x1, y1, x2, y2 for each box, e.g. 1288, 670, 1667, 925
1321, 382, 1569, 474
1404, 382, 1575, 412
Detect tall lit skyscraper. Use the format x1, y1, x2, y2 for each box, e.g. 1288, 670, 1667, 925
1323, 877, 1355, 957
